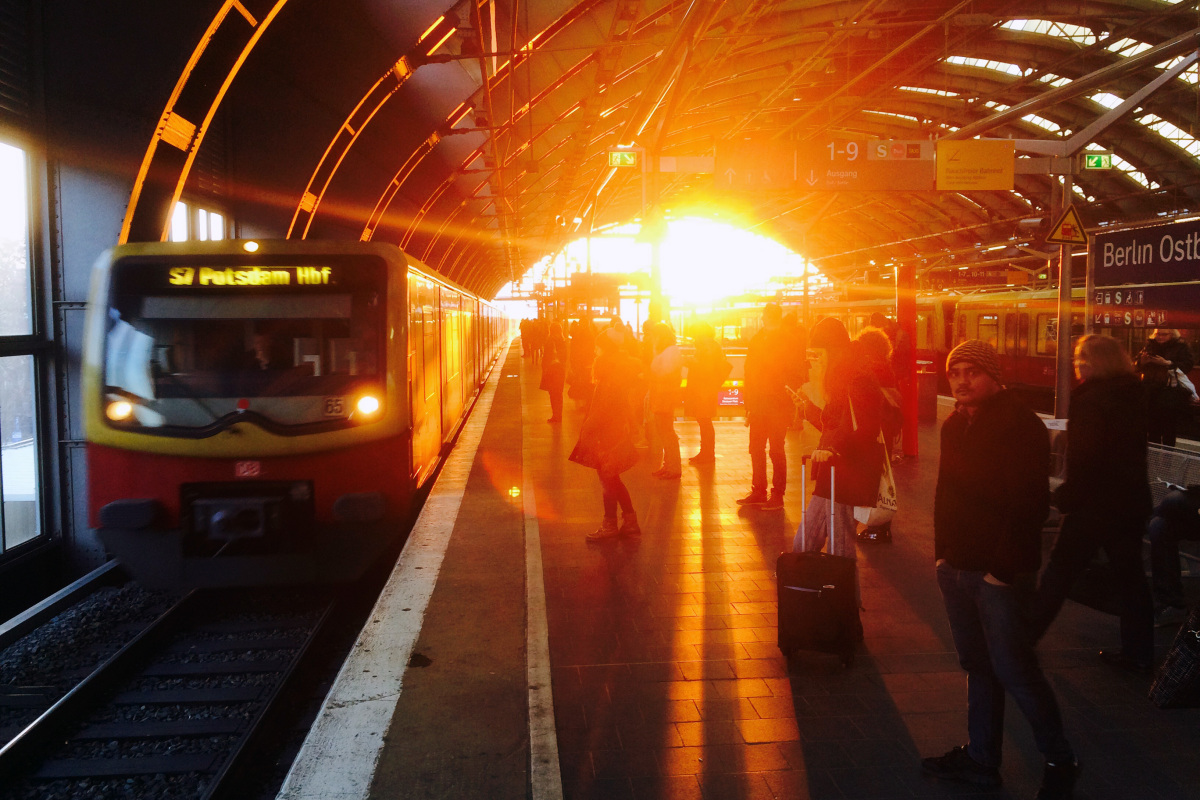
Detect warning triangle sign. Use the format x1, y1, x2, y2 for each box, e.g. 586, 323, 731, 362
1046, 205, 1088, 245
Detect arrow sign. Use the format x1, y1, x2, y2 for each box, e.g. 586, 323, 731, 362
1046, 204, 1088, 245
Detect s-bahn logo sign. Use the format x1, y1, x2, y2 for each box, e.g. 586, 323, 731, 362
1094, 218, 1200, 287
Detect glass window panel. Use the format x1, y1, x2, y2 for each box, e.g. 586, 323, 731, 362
170, 202, 189, 242
197, 208, 209, 241
209, 212, 225, 240
0, 143, 32, 336
0, 355, 39, 551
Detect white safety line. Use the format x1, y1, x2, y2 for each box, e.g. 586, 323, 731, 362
522, 374, 564, 800
277, 344, 509, 800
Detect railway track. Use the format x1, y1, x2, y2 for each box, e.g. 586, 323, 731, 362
0, 587, 334, 800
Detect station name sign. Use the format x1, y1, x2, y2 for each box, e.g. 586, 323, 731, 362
1094, 218, 1200, 286
167, 266, 334, 287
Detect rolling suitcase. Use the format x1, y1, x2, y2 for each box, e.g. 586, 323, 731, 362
776, 462, 860, 667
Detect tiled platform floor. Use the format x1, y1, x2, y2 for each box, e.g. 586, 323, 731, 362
522, 357, 1200, 800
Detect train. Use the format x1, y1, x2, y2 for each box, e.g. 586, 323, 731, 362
83, 240, 507, 589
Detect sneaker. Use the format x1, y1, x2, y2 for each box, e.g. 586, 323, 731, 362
736, 490, 768, 506
1154, 604, 1188, 628
762, 492, 784, 510
587, 518, 620, 541
619, 513, 641, 536
689, 453, 714, 464
920, 745, 1001, 788
1036, 759, 1079, 800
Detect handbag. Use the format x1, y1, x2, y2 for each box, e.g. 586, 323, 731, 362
1150, 605, 1200, 708
848, 396, 898, 526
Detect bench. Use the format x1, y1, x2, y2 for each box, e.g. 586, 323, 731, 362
1147, 444, 1200, 573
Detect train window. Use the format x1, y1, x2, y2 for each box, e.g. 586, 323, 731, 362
1035, 314, 1076, 355
104, 258, 386, 433
955, 313, 966, 344
1019, 313, 1030, 353
978, 315, 999, 351
1004, 315, 1017, 354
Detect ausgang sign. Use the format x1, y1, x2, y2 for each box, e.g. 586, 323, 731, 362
1093, 218, 1200, 286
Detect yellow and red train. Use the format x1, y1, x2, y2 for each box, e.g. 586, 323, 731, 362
83, 240, 507, 588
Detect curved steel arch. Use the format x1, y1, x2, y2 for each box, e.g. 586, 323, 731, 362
120, 0, 290, 244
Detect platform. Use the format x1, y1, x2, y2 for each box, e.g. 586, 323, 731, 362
279, 342, 1200, 800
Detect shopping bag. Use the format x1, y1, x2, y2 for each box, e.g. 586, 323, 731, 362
853, 446, 897, 526
1150, 605, 1200, 708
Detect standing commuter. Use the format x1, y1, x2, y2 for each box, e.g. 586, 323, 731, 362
922, 340, 1078, 800
569, 328, 640, 540
540, 322, 568, 423
738, 303, 798, 510
1137, 328, 1194, 446
854, 325, 901, 544
568, 318, 597, 407
1031, 335, 1154, 671
683, 322, 731, 465
792, 317, 883, 565
648, 322, 683, 479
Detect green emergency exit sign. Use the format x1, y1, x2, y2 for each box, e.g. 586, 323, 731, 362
608, 150, 640, 168
1084, 153, 1112, 170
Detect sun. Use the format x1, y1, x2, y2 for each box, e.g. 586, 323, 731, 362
504, 216, 817, 310
657, 218, 809, 306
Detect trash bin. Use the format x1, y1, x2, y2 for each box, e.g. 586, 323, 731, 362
917, 361, 939, 422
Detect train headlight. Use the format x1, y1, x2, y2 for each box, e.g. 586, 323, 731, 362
356, 394, 381, 416
106, 400, 134, 422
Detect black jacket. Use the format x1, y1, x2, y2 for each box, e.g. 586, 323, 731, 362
934, 389, 1050, 583
803, 344, 885, 506
744, 326, 801, 425
1054, 374, 1151, 521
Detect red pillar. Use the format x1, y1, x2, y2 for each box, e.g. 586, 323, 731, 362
896, 263, 919, 457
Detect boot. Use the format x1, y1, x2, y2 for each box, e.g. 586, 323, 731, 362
619, 511, 641, 536
587, 517, 620, 541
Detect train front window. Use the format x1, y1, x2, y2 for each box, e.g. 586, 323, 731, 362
104, 260, 385, 433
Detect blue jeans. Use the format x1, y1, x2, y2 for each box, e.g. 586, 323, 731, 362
748, 417, 786, 495
936, 562, 1074, 768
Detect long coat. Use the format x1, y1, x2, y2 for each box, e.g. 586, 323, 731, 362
1054, 373, 1150, 522
568, 351, 639, 476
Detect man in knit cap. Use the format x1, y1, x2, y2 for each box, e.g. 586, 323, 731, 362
922, 340, 1079, 799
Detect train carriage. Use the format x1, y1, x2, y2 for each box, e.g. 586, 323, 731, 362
83, 240, 505, 589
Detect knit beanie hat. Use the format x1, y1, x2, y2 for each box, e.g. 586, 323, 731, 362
809, 316, 850, 349
946, 339, 1002, 384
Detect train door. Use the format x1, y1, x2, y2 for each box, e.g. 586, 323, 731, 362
408, 274, 442, 484
462, 297, 477, 394
440, 290, 464, 438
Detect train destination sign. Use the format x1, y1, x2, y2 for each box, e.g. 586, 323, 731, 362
1093, 217, 1200, 286
714, 138, 935, 191
167, 266, 335, 287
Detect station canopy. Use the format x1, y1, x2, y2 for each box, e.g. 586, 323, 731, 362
147, 0, 1200, 298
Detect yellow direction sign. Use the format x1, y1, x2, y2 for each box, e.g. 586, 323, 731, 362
936, 139, 1014, 190
1046, 205, 1088, 245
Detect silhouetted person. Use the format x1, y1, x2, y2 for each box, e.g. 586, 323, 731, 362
738, 303, 798, 510
683, 322, 730, 464
568, 328, 641, 540
1137, 328, 1194, 446
1031, 335, 1153, 672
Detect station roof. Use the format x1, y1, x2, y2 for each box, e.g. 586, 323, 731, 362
111, 1, 1200, 298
